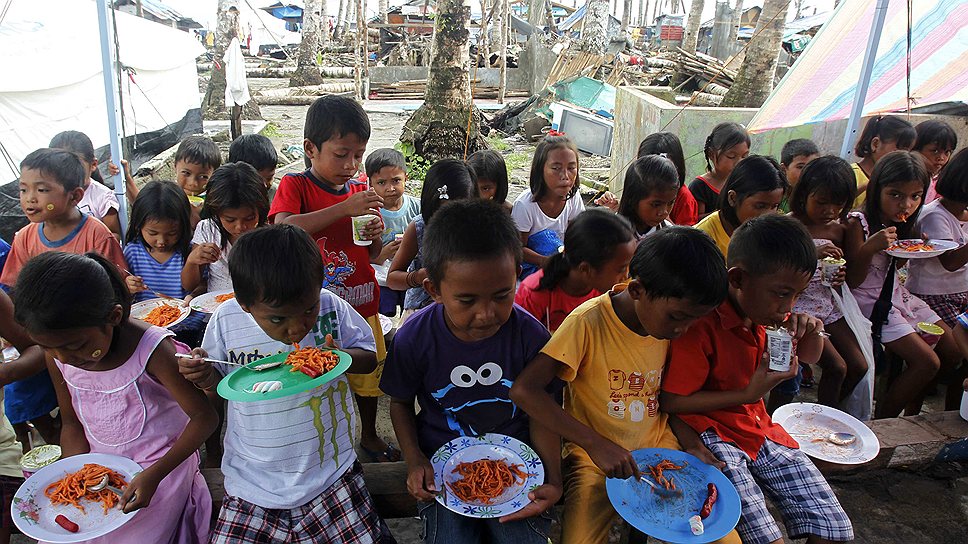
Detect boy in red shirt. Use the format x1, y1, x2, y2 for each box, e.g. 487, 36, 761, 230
270, 96, 398, 461
662, 214, 853, 544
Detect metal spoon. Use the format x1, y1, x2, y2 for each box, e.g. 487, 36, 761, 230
90, 475, 135, 505
635, 475, 683, 498
791, 431, 857, 446
174, 353, 283, 371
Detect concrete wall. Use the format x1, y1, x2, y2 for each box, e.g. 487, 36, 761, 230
368, 66, 529, 91
609, 85, 968, 193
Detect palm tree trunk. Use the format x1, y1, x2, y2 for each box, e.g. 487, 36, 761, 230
621, 0, 632, 34
400, 0, 483, 160
721, 0, 787, 107
355, 0, 368, 99
682, 0, 704, 53
479, 0, 490, 62
379, 0, 389, 23
728, 0, 743, 43
580, 0, 610, 54
203, 0, 261, 120
527, 0, 544, 31
321, 0, 331, 45
335, 0, 347, 39
498, 0, 508, 103
292, 0, 325, 87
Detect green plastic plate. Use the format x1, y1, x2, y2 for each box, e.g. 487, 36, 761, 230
216, 349, 352, 402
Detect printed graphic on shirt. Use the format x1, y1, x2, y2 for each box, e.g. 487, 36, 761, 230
300, 380, 354, 466
606, 368, 662, 421
430, 362, 517, 436
317, 237, 376, 309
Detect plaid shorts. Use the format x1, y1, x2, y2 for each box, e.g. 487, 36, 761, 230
210, 462, 396, 544
913, 291, 968, 328
0, 475, 23, 528
701, 431, 853, 544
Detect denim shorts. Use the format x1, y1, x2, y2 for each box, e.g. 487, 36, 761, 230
418, 500, 552, 544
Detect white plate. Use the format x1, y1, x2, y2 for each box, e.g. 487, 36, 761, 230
885, 239, 959, 259
431, 433, 544, 518
188, 290, 235, 314
773, 402, 880, 464
130, 298, 190, 328
12, 453, 142, 543
378, 314, 393, 336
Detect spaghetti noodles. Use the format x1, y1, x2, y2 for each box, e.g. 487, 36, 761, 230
214, 293, 235, 304
142, 304, 181, 327
446, 459, 535, 505
285, 347, 340, 378
648, 459, 685, 491
44, 464, 128, 515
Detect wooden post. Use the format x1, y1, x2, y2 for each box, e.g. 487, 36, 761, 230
230, 105, 242, 139
355, 0, 368, 100
498, 0, 508, 103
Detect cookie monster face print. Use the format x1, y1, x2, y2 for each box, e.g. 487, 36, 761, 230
431, 362, 517, 436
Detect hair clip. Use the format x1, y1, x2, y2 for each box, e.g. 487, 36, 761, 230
547, 129, 565, 137
437, 185, 449, 200
558, 245, 565, 254
658, 152, 669, 158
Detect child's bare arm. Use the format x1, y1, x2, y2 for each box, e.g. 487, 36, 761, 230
102, 209, 122, 240
844, 218, 896, 288
667, 414, 724, 469
389, 397, 437, 501
498, 421, 562, 522
386, 223, 421, 291
0, 291, 46, 385
336, 347, 376, 375
127, 340, 218, 513
661, 352, 799, 414
46, 355, 90, 457
519, 232, 547, 267
510, 353, 640, 480
275, 190, 383, 233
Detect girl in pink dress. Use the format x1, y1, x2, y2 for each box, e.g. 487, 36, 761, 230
12, 252, 217, 544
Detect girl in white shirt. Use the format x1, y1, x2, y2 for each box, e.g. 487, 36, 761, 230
511, 135, 585, 278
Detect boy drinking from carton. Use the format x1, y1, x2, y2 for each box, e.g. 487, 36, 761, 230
270, 95, 396, 461
511, 227, 740, 544
661, 214, 853, 544
381, 200, 560, 543
177, 224, 394, 543
366, 148, 420, 317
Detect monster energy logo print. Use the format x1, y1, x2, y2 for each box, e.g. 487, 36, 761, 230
300, 380, 353, 466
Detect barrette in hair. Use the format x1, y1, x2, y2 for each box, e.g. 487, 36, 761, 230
658, 152, 669, 158
547, 129, 565, 137
437, 185, 449, 200
557, 245, 565, 254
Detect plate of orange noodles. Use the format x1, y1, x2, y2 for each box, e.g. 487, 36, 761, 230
885, 239, 959, 259
189, 289, 236, 314
217, 345, 352, 402
130, 298, 190, 329
430, 433, 545, 518
12, 453, 142, 543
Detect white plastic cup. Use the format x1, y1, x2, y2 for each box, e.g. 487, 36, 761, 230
352, 214, 378, 246
820, 257, 846, 287
960, 390, 968, 422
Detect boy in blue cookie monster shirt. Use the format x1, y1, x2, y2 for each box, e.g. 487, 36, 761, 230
381, 199, 560, 543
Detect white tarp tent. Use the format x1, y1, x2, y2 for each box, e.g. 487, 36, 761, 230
0, 0, 205, 184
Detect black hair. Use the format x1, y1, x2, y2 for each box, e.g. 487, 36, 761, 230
174, 135, 222, 170
617, 155, 680, 231
716, 155, 788, 227
529, 135, 580, 201
364, 148, 406, 178
636, 132, 686, 185
125, 181, 193, 258
631, 227, 728, 307
20, 148, 86, 191
703, 122, 750, 171
229, 224, 324, 308
423, 199, 522, 284
788, 155, 856, 220
304, 95, 370, 162
228, 134, 278, 173
935, 149, 968, 202
913, 120, 958, 153
854, 116, 916, 158
420, 159, 477, 223
727, 214, 817, 277
467, 149, 510, 204
780, 138, 820, 166
49, 130, 104, 183
13, 252, 131, 332
863, 150, 930, 239
203, 162, 270, 249
538, 209, 634, 291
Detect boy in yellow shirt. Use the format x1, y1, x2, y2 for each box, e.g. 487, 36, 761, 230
511, 227, 740, 544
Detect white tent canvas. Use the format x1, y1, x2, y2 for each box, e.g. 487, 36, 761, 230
0, 0, 205, 184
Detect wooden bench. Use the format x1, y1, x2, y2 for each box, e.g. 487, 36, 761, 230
200, 412, 968, 519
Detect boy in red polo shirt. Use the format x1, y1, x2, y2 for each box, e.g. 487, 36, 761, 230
270, 95, 400, 462
662, 215, 853, 544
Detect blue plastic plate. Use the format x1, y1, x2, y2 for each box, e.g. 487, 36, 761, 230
605, 448, 741, 543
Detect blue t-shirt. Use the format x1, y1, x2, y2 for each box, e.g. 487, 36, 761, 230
380, 303, 551, 457
379, 195, 420, 245
123, 242, 190, 302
